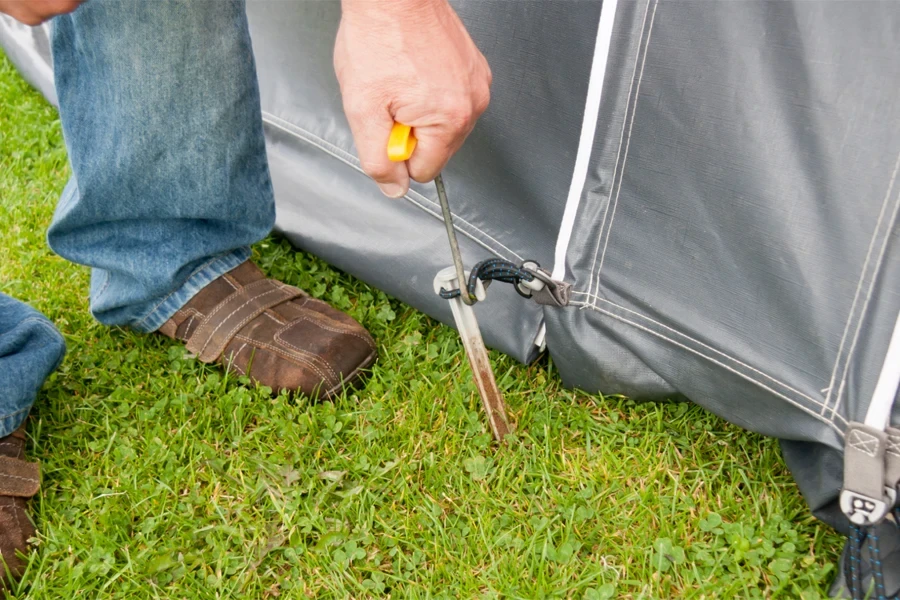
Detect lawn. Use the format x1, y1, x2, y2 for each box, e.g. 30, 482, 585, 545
0, 49, 843, 599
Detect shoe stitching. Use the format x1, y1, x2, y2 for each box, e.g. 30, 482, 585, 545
198, 287, 301, 359
196, 285, 294, 357
178, 308, 203, 320
222, 274, 239, 291
228, 361, 247, 376
270, 325, 341, 383
263, 310, 285, 325
226, 343, 249, 377
569, 298, 846, 436
322, 349, 377, 398
0, 473, 38, 485
180, 314, 196, 338
297, 300, 375, 338
224, 342, 249, 376
232, 335, 333, 387
197, 279, 277, 337
233, 337, 333, 387
286, 314, 375, 351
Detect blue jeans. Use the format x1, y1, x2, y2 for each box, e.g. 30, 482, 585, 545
0, 296, 66, 437
1, 0, 274, 434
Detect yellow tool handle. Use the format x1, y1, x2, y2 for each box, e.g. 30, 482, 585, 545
387, 122, 417, 162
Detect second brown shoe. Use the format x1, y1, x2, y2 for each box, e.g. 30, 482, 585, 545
158, 261, 376, 398
0, 424, 39, 588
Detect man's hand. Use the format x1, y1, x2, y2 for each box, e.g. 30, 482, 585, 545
0, 0, 83, 25
334, 0, 491, 198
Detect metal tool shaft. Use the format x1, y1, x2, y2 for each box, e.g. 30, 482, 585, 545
433, 267, 512, 441
434, 173, 475, 305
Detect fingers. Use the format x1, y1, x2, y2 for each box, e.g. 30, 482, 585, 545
405, 84, 489, 183
405, 128, 457, 184
346, 105, 411, 198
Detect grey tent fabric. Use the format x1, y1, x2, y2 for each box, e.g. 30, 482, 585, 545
2, 1, 899, 536
0, 17, 55, 105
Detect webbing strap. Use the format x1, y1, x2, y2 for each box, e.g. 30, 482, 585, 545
841, 310, 900, 527
186, 279, 304, 363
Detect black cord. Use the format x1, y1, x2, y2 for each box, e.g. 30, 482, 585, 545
439, 259, 536, 302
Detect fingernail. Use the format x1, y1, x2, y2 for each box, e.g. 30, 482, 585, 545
378, 183, 406, 198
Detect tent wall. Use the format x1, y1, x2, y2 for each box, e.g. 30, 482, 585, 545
245, 0, 609, 364
551, 0, 900, 440
2, 1, 899, 526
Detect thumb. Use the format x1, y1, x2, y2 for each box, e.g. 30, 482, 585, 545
347, 106, 411, 199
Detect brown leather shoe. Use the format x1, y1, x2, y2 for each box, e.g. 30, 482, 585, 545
158, 261, 376, 398
0, 424, 39, 587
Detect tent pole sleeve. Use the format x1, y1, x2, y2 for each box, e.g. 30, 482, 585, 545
550, 0, 618, 281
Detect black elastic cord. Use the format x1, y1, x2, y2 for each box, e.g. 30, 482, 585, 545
439, 258, 536, 302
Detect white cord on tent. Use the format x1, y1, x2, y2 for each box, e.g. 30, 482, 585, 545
863, 310, 900, 432
550, 0, 618, 282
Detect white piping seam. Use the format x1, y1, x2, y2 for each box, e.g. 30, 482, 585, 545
831, 160, 900, 420
570, 290, 841, 420
863, 308, 900, 431
592, 0, 659, 304
550, 0, 620, 281
261, 112, 523, 263
585, 0, 654, 304
823, 151, 900, 415
569, 298, 846, 437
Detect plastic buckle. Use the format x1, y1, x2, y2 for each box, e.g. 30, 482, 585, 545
841, 422, 895, 526
840, 486, 897, 526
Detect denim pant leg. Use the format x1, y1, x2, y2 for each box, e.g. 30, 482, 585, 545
0, 295, 66, 437
49, 0, 275, 332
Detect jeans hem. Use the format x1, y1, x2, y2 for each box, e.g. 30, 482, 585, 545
131, 248, 252, 333
0, 407, 32, 440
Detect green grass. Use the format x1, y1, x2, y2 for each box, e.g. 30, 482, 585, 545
0, 49, 842, 599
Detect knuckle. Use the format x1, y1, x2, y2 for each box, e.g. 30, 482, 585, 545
445, 104, 474, 132
474, 87, 491, 116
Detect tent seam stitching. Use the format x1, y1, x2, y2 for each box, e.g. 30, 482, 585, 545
261, 112, 523, 263
571, 291, 845, 423
570, 298, 846, 437
585, 0, 654, 304
830, 152, 900, 421
591, 0, 660, 303
822, 151, 900, 416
